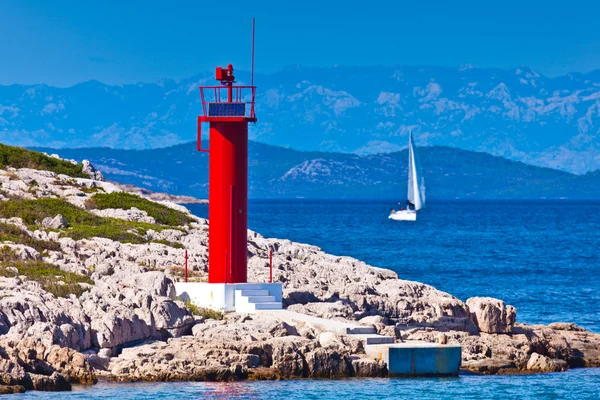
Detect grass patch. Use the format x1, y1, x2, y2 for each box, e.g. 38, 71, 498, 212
0, 197, 165, 244
151, 239, 184, 249
0, 222, 62, 252
79, 186, 104, 194
66, 223, 154, 243
0, 143, 88, 178
0, 197, 98, 226
180, 298, 224, 320
0, 246, 92, 298
88, 192, 194, 227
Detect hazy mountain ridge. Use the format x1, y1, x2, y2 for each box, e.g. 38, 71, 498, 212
34, 141, 600, 199
3, 65, 600, 174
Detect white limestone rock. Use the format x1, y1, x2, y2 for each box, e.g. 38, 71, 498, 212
81, 160, 104, 181
42, 214, 68, 229
91, 207, 155, 224
359, 315, 388, 326
0, 270, 193, 352
317, 331, 344, 348
527, 352, 567, 372
1, 244, 42, 261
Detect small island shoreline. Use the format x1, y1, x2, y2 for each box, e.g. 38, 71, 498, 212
0, 146, 598, 395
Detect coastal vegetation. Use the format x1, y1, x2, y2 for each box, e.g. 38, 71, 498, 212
0, 143, 88, 178
86, 191, 194, 227
0, 222, 61, 252
182, 298, 224, 320
0, 246, 92, 298
152, 239, 184, 249
0, 197, 165, 244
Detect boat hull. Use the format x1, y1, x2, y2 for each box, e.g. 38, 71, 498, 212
389, 210, 417, 221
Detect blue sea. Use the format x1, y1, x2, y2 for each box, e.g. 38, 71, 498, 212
13, 200, 600, 399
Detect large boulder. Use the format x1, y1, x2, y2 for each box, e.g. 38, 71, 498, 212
0, 339, 95, 391
0, 272, 193, 352
120, 271, 176, 299
526, 352, 567, 372
91, 208, 155, 224
80, 276, 193, 349
42, 214, 68, 229
81, 160, 104, 181
466, 297, 516, 334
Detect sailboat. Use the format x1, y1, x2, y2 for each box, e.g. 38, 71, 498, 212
389, 132, 426, 221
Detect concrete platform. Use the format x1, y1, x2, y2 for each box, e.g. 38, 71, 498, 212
175, 282, 283, 313
366, 341, 462, 376
267, 310, 461, 376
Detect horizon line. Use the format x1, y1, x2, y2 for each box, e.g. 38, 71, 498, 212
2, 64, 600, 89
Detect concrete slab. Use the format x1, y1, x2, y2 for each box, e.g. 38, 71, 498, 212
263, 310, 375, 335
351, 334, 395, 345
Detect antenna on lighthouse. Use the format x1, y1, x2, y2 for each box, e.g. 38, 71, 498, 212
251, 17, 255, 88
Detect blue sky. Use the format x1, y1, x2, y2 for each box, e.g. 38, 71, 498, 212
1, 0, 599, 86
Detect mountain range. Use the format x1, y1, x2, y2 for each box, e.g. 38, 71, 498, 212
35, 141, 600, 200
2, 65, 600, 174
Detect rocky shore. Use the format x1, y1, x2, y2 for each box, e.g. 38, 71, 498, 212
0, 149, 598, 394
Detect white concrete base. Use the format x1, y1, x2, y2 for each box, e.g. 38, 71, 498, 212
175, 282, 282, 313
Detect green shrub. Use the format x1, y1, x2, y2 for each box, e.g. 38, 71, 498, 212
0, 222, 62, 252
0, 197, 165, 244
0, 246, 92, 298
0, 197, 99, 226
151, 239, 184, 249
79, 186, 104, 194
66, 224, 149, 243
0, 143, 88, 178
90, 192, 194, 227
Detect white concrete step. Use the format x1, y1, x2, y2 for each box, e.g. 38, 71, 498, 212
241, 296, 276, 303
346, 326, 376, 335
234, 283, 271, 290
236, 289, 269, 297
353, 334, 395, 345
253, 302, 283, 310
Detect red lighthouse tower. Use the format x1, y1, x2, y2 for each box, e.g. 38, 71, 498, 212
181, 20, 281, 313
197, 64, 256, 284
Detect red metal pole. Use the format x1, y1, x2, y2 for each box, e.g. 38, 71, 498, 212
230, 184, 234, 282
269, 249, 273, 283
225, 250, 229, 284
230, 254, 234, 284
184, 250, 188, 283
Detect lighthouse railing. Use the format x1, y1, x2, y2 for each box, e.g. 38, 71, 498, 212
198, 86, 256, 120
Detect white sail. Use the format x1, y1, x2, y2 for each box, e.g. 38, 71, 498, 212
406, 132, 426, 210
